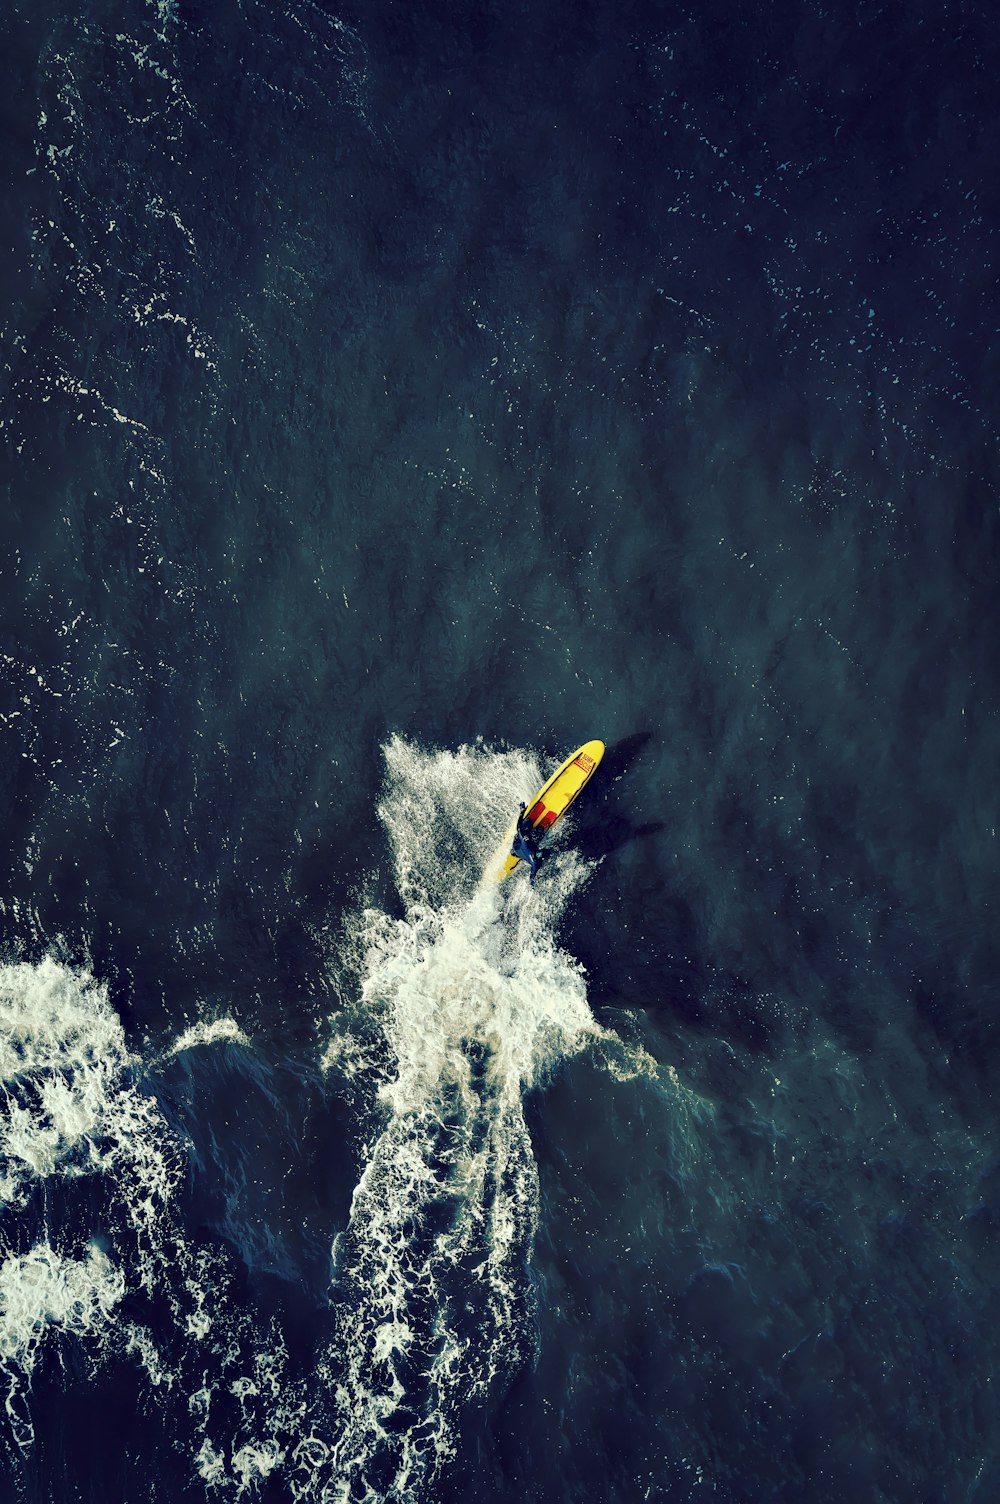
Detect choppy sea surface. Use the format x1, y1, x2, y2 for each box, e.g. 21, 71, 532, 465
1, 1, 998, 1500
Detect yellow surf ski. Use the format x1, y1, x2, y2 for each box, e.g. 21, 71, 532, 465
495, 739, 605, 881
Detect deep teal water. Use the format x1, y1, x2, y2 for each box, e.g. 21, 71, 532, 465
1, 1, 998, 1500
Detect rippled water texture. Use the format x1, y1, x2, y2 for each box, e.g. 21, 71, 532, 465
1, 0, 998, 1500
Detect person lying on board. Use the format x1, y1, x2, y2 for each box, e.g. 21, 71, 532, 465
512, 803, 547, 883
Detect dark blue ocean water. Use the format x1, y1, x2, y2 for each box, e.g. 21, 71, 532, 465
1, 0, 998, 1499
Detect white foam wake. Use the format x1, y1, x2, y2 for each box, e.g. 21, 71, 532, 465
309, 738, 606, 1502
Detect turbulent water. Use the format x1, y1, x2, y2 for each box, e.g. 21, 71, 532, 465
2, 1, 999, 1500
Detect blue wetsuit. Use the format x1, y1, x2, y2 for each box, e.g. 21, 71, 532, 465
512, 804, 545, 882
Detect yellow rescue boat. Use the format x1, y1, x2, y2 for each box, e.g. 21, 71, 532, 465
495, 739, 605, 881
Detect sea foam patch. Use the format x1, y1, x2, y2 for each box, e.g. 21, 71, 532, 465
0, 958, 303, 1475
0, 958, 182, 1447
0, 1238, 125, 1372
0, 1239, 125, 1448
0, 957, 178, 1215
168, 1016, 249, 1055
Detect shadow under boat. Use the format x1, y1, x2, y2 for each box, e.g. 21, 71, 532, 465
568, 731, 664, 862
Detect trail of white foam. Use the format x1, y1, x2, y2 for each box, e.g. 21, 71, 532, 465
309, 738, 607, 1502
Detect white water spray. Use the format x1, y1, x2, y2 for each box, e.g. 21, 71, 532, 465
309, 738, 606, 1502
